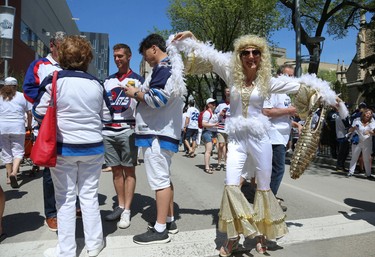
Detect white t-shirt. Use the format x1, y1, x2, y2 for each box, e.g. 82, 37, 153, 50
352, 117, 375, 144
182, 112, 188, 129
186, 106, 199, 129
263, 93, 292, 146
0, 92, 32, 134
215, 101, 230, 133
203, 109, 218, 132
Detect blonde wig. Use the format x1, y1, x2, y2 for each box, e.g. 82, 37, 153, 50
232, 35, 272, 98
58, 36, 93, 72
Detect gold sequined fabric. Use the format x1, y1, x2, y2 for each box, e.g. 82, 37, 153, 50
252, 189, 288, 240
218, 186, 259, 239
240, 85, 254, 118
290, 104, 326, 179
182, 52, 213, 75
294, 84, 320, 120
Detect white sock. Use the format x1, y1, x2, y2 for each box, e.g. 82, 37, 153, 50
118, 205, 125, 209
166, 216, 174, 223
123, 209, 130, 218
154, 222, 166, 233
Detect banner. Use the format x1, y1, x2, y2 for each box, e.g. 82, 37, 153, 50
0, 7, 15, 39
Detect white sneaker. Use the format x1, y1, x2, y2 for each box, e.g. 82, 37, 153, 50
88, 241, 105, 257
117, 212, 130, 229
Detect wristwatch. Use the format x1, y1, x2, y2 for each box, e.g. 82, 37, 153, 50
134, 91, 139, 98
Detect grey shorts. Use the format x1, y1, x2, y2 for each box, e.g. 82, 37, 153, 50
217, 132, 228, 143
103, 129, 138, 167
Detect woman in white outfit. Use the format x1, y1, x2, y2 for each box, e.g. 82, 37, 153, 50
347, 109, 375, 178
172, 31, 341, 256
34, 36, 111, 257
0, 77, 32, 188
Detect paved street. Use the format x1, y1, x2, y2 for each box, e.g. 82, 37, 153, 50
1, 145, 375, 257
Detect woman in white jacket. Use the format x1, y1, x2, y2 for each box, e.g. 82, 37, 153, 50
34, 36, 111, 257
347, 108, 375, 178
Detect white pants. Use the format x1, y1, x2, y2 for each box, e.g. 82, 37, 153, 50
0, 133, 25, 163
349, 139, 372, 176
50, 154, 104, 257
143, 138, 174, 191
226, 136, 272, 190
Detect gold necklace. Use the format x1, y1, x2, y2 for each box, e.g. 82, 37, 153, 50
240, 82, 255, 118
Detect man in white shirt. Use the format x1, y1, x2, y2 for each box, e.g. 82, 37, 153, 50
262, 64, 296, 211
183, 100, 200, 157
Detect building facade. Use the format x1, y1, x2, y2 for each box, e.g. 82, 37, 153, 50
81, 32, 109, 82
345, 12, 375, 106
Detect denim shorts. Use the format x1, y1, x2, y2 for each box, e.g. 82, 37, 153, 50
185, 128, 198, 142
202, 129, 217, 144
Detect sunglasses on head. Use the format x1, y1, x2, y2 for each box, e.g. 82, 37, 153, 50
240, 49, 261, 57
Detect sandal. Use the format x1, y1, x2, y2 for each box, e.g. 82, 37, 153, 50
219, 237, 240, 257
215, 164, 222, 171
204, 168, 213, 174
9, 175, 19, 189
256, 236, 267, 254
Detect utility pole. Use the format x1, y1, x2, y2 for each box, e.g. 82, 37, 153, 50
295, 0, 301, 77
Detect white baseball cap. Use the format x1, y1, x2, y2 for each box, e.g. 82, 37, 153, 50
206, 98, 216, 105
4, 77, 18, 86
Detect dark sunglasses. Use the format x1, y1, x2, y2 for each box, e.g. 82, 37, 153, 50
240, 49, 261, 57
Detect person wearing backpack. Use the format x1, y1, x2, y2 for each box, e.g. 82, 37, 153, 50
201, 98, 221, 174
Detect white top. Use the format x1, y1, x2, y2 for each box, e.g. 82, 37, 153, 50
203, 109, 218, 132
215, 102, 230, 133
186, 106, 199, 129
182, 112, 188, 129
263, 93, 292, 146
0, 92, 32, 134
352, 117, 375, 144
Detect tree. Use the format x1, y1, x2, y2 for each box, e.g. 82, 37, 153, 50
278, 0, 375, 74
167, 0, 280, 108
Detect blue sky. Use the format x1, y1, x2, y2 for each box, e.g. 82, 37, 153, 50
67, 0, 359, 75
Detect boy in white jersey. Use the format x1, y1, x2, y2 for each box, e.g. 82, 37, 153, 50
125, 34, 182, 245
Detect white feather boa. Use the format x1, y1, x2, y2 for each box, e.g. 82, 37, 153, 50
275, 74, 348, 119
226, 115, 271, 140
166, 35, 187, 97
167, 35, 348, 122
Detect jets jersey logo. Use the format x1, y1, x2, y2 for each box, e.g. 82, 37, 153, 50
110, 87, 131, 113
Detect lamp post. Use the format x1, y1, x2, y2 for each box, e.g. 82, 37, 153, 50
0, 0, 15, 78
295, 0, 301, 77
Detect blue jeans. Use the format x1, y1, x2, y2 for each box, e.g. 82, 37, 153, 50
270, 144, 286, 196
43, 167, 57, 218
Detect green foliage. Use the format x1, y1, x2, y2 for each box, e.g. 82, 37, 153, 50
317, 69, 337, 83
278, 0, 375, 73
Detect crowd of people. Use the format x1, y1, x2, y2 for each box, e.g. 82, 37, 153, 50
0, 29, 352, 257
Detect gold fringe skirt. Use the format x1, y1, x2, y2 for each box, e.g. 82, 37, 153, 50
218, 186, 288, 240
253, 189, 288, 239
218, 185, 258, 239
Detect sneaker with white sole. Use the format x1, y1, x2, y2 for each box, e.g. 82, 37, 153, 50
117, 212, 130, 229
105, 206, 124, 221
133, 227, 170, 245
87, 241, 105, 257
148, 221, 179, 234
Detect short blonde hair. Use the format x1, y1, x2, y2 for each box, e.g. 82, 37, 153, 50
231, 34, 272, 98
58, 36, 93, 71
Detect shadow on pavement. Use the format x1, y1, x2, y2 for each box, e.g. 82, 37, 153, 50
2, 211, 45, 238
